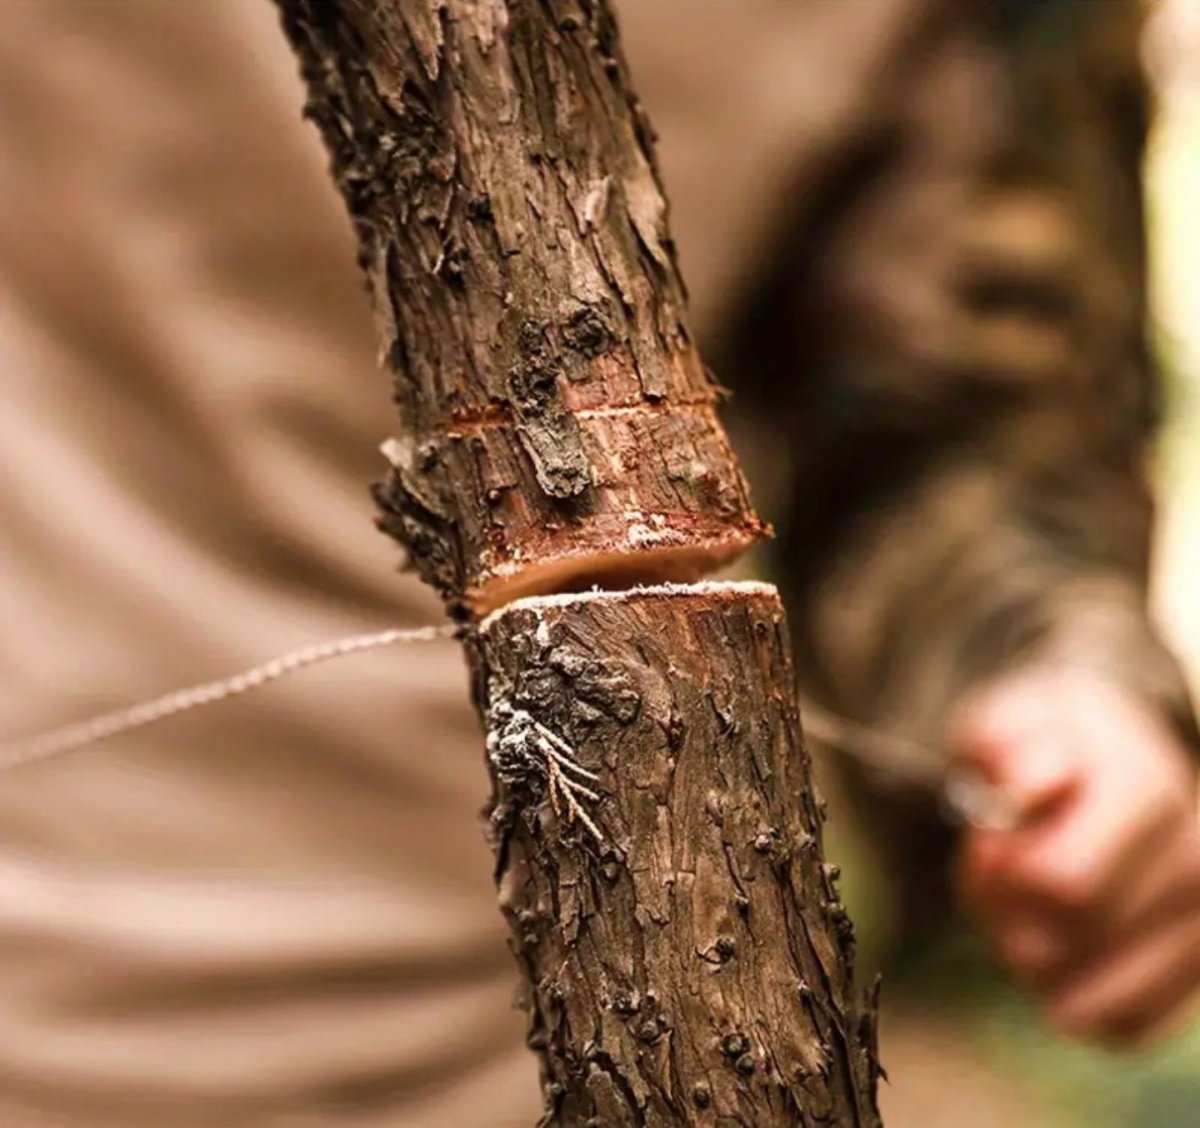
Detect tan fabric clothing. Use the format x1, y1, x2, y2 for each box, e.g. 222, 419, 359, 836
0, 3, 890, 1124
0, 1, 1186, 1125
0, 3, 528, 1125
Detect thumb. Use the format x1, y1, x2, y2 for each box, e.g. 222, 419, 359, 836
981, 739, 1079, 827
953, 684, 1082, 828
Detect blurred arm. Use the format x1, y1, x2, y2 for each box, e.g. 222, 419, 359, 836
729, 0, 1196, 767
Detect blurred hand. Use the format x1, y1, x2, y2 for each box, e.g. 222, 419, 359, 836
952, 669, 1200, 1049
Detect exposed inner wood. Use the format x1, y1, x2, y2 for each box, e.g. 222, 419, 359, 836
467, 538, 754, 615
474, 582, 882, 1127
277, 0, 763, 613
276, 5, 882, 1125
379, 400, 765, 612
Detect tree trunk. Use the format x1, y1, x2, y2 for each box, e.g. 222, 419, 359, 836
477, 583, 881, 1126
276, 0, 763, 616
274, 2, 883, 1125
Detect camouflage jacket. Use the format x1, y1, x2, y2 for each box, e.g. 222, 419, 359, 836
711, 0, 1196, 931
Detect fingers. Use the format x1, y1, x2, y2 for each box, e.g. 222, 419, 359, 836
1090, 824, 1200, 950
951, 671, 1200, 1049
964, 770, 1180, 928
952, 679, 1081, 819
955, 725, 1082, 917
1046, 912, 1200, 1049
964, 819, 1200, 1048
982, 825, 1200, 996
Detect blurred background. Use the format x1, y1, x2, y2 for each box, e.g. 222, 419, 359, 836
845, 2, 1200, 1123
1, 2, 1198, 1126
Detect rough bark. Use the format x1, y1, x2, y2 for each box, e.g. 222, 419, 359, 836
276, 0, 763, 614
275, 2, 882, 1124
476, 583, 882, 1127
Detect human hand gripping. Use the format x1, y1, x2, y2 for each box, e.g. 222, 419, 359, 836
952, 669, 1200, 1049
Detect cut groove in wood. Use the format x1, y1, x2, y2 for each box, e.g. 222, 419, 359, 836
376, 403, 765, 614
466, 535, 762, 615
278, 0, 764, 615
275, 3, 883, 1123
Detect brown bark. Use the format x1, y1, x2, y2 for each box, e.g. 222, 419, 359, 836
276, 0, 763, 615
275, 2, 883, 1125
476, 583, 882, 1127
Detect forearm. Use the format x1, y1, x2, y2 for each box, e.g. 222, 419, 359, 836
745, 0, 1194, 760
791, 449, 1194, 757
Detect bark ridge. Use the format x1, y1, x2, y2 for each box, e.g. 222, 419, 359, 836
477, 584, 883, 1127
